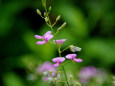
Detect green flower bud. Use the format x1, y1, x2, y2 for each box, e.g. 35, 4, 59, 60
42, 0, 46, 7
36, 9, 41, 16
45, 17, 48, 22
48, 77, 54, 83
54, 78, 58, 83
56, 15, 60, 22
44, 12, 47, 17
74, 82, 81, 86
69, 75, 73, 82
57, 22, 66, 31
49, 70, 53, 75
49, 6, 52, 11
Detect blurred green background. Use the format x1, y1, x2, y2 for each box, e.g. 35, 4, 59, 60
0, 0, 115, 86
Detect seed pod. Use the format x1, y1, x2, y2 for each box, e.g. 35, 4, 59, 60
36, 9, 41, 16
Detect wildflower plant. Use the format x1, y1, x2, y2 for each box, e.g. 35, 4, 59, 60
35, 0, 83, 85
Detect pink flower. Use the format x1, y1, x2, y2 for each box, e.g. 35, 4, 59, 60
52, 57, 65, 67
36, 62, 56, 81
53, 39, 66, 45
65, 54, 83, 62
35, 31, 53, 45
36, 62, 56, 76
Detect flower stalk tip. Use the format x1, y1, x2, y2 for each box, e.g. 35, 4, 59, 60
49, 6, 52, 12
36, 9, 41, 16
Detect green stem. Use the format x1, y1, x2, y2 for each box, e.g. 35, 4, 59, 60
58, 47, 69, 86
61, 46, 70, 53
44, 7, 69, 86
62, 65, 69, 86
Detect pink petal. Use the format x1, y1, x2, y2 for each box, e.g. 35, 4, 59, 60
74, 58, 83, 62
53, 39, 66, 45
58, 57, 65, 63
44, 35, 54, 41
35, 35, 43, 39
54, 63, 59, 67
52, 58, 58, 63
36, 41, 46, 45
44, 31, 51, 36
66, 54, 77, 59
52, 57, 65, 63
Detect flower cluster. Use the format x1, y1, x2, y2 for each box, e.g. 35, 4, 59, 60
35, 0, 83, 85
35, 31, 83, 67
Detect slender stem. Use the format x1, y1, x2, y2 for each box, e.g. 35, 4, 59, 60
59, 47, 69, 86
44, 7, 69, 86
61, 46, 70, 53
62, 65, 69, 86
60, 60, 71, 66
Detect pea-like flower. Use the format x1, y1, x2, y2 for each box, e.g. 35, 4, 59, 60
53, 39, 66, 45
35, 31, 53, 45
65, 54, 83, 62
52, 57, 65, 67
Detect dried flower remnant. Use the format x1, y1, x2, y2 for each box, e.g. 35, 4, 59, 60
70, 45, 81, 52
35, 31, 53, 45
52, 57, 65, 67
66, 54, 83, 62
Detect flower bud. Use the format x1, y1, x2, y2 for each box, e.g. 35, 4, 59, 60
57, 22, 66, 31
49, 6, 52, 11
57, 71, 61, 79
36, 9, 41, 16
61, 22, 66, 28
74, 82, 81, 86
48, 77, 54, 83
45, 17, 48, 22
44, 12, 47, 17
42, 0, 46, 7
54, 78, 58, 83
69, 75, 73, 82
70, 45, 81, 52
49, 70, 53, 75
56, 15, 60, 22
